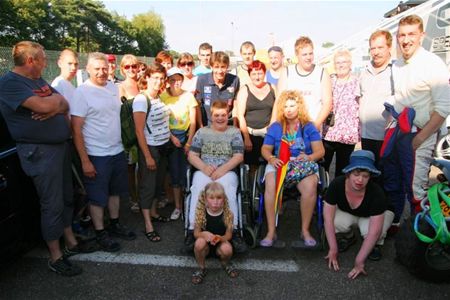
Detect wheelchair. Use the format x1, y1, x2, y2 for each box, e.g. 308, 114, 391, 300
183, 163, 253, 251
243, 159, 330, 249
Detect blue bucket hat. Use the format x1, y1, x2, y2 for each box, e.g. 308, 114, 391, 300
342, 150, 381, 176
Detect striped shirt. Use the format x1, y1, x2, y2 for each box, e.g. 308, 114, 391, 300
133, 94, 170, 146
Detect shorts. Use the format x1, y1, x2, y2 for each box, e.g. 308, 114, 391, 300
84, 152, 129, 207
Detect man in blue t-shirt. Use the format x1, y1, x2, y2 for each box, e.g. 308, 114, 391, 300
0, 41, 83, 276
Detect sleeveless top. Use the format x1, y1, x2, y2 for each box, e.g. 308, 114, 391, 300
244, 84, 276, 129
235, 64, 251, 86
205, 211, 227, 235
286, 64, 323, 121
266, 70, 279, 85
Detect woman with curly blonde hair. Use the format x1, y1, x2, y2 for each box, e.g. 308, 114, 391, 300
192, 182, 238, 284
260, 90, 325, 248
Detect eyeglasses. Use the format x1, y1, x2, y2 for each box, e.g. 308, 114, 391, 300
123, 64, 138, 70
179, 61, 194, 67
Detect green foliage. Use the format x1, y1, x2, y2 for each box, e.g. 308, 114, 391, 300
0, 0, 167, 55
321, 41, 335, 48
131, 11, 168, 56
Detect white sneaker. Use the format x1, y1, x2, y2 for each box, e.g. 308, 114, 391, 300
170, 208, 181, 220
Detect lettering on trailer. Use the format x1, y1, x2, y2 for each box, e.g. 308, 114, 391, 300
432, 35, 450, 53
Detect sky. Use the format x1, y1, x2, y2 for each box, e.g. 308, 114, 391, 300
102, 0, 399, 57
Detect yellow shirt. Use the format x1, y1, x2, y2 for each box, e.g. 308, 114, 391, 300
160, 91, 198, 131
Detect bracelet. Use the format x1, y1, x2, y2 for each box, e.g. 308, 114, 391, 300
185, 143, 191, 147
269, 155, 276, 162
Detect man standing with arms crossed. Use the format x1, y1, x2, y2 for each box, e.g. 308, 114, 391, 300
384, 15, 450, 227
0, 41, 85, 276
72, 53, 136, 252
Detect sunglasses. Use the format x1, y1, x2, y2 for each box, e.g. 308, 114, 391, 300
123, 64, 138, 70
179, 61, 194, 67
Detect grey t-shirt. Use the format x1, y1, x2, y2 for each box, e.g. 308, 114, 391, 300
190, 126, 243, 167
359, 63, 393, 141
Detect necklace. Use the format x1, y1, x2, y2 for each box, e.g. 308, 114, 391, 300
284, 122, 299, 146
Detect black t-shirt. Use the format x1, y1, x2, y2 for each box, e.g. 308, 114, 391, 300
205, 211, 227, 236
325, 175, 390, 217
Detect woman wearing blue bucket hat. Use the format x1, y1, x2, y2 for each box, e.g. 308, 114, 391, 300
323, 150, 394, 279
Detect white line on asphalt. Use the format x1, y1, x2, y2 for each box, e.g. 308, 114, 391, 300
26, 249, 299, 272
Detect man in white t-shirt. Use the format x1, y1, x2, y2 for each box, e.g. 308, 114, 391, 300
71, 53, 136, 252
383, 15, 450, 227
51, 49, 78, 106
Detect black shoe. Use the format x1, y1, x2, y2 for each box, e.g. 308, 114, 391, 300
48, 256, 82, 277
107, 222, 137, 241
337, 232, 356, 253
183, 231, 195, 253
368, 245, 382, 261
96, 230, 121, 252
63, 240, 98, 258
231, 231, 248, 254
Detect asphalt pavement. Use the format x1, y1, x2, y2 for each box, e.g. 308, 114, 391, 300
0, 196, 449, 300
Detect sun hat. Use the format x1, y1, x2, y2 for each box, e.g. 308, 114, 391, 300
341, 150, 381, 176
106, 54, 116, 62
166, 67, 184, 78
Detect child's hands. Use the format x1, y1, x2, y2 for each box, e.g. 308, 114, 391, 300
210, 235, 222, 245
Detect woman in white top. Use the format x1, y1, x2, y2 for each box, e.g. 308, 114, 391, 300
133, 64, 171, 242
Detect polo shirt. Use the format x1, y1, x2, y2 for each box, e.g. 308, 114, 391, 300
195, 72, 240, 123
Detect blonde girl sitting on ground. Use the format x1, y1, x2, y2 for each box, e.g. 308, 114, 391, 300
192, 182, 239, 284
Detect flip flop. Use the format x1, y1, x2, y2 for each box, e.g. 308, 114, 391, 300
291, 238, 318, 249
259, 238, 274, 247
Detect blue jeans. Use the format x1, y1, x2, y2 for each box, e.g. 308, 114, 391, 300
168, 129, 188, 188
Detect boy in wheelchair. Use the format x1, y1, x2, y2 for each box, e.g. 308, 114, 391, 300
259, 90, 325, 248
184, 101, 247, 253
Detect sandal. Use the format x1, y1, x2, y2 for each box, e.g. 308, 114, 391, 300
191, 269, 207, 284
151, 215, 170, 223
222, 263, 239, 278
144, 231, 161, 242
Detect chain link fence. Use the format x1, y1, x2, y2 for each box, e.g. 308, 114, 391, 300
0, 47, 154, 83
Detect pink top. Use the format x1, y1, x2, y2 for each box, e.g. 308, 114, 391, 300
323, 76, 360, 145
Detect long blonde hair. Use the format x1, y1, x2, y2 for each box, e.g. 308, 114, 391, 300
275, 90, 311, 133
194, 182, 233, 231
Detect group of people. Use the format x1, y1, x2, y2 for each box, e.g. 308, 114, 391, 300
0, 14, 449, 283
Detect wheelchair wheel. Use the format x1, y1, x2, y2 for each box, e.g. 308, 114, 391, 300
395, 217, 450, 282
251, 164, 266, 218
243, 226, 257, 249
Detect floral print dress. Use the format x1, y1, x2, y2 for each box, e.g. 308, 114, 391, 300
323, 76, 361, 145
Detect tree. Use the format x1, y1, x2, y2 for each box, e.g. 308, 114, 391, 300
322, 42, 335, 49
0, 0, 167, 55
132, 11, 167, 56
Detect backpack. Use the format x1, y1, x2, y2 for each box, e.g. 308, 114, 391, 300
120, 95, 151, 150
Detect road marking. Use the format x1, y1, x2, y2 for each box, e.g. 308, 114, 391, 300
27, 249, 299, 272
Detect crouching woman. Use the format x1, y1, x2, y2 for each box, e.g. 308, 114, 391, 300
324, 150, 394, 279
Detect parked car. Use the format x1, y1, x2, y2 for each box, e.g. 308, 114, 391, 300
0, 112, 41, 267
